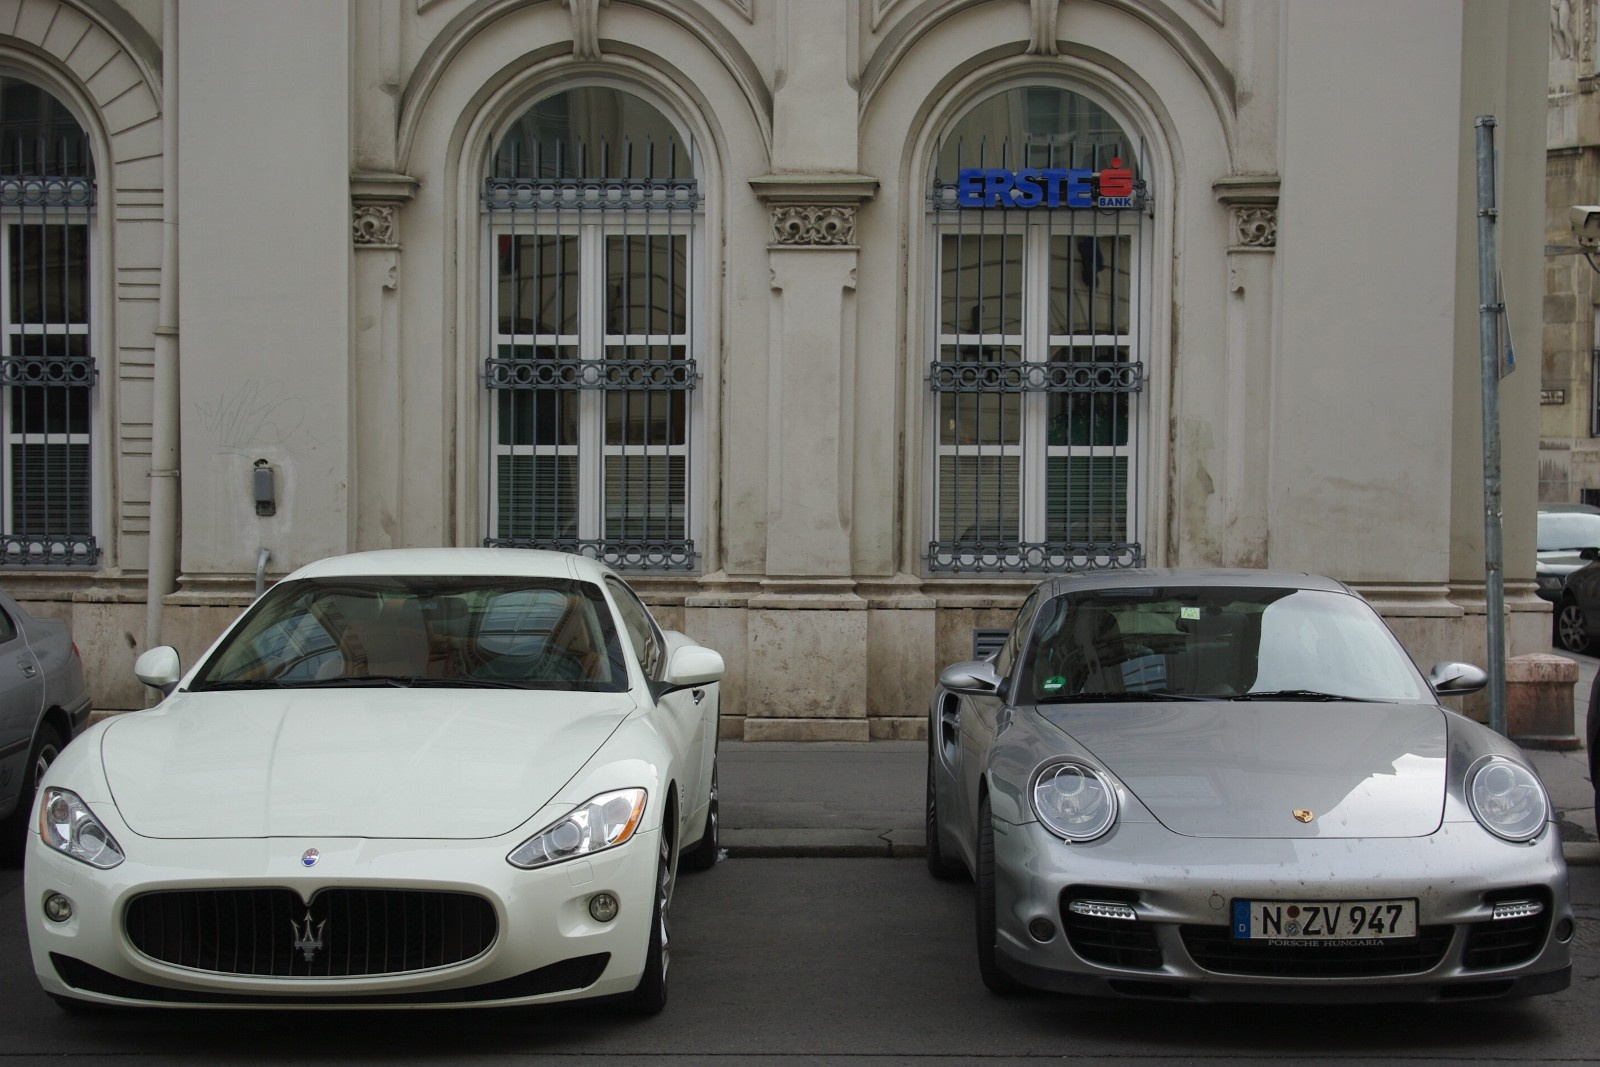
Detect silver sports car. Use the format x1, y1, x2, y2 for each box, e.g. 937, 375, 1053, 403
926, 570, 1573, 1002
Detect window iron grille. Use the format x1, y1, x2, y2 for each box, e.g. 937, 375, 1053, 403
925, 128, 1148, 575
0, 83, 98, 569
482, 107, 701, 573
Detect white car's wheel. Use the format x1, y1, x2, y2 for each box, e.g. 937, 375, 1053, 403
626, 826, 675, 1014
678, 759, 719, 872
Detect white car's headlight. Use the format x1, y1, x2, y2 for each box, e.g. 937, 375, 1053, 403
39, 788, 125, 869
507, 788, 648, 869
1467, 757, 1549, 842
1031, 761, 1117, 842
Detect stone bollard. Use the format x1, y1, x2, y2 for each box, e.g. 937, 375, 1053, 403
1503, 653, 1583, 750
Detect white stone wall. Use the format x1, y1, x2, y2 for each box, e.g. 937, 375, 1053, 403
0, 0, 1551, 730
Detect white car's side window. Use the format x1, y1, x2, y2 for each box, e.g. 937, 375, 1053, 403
608, 580, 663, 679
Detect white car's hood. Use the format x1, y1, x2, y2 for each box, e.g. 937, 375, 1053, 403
101, 688, 636, 839
1038, 701, 1448, 838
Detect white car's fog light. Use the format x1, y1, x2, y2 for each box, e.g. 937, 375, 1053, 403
43, 892, 73, 923
588, 892, 620, 923
1032, 761, 1118, 842
508, 789, 648, 869
39, 788, 125, 869
1467, 757, 1548, 842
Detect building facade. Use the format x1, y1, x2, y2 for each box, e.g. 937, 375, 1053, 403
0, 0, 1549, 737
1545, 0, 1600, 501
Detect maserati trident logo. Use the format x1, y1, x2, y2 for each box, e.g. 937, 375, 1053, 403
1292, 809, 1315, 824
291, 911, 327, 963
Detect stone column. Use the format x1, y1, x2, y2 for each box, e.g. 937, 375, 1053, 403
350, 174, 417, 549
741, 176, 877, 740
1212, 175, 1279, 568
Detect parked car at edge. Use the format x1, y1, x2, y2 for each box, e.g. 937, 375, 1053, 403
926, 569, 1573, 1002
1586, 672, 1600, 820
1538, 505, 1600, 652
0, 587, 90, 864
25, 548, 723, 1013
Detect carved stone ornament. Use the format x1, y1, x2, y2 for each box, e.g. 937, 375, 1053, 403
352, 204, 398, 249
771, 204, 856, 247
1026, 0, 1062, 56
564, 0, 609, 62
1233, 206, 1276, 249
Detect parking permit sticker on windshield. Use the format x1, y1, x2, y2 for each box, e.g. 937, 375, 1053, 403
1181, 607, 1201, 620
1042, 675, 1066, 691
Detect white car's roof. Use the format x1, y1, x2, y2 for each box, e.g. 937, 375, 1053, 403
283, 548, 614, 583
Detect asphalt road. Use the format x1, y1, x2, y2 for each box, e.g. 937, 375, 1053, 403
2, 858, 1597, 1066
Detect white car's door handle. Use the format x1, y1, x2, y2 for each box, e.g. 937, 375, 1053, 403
692, 688, 706, 705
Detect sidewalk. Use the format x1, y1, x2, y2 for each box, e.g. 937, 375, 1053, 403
719, 678, 1599, 866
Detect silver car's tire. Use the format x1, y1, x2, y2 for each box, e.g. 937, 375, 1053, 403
625, 826, 675, 1015
1, 721, 63, 867
974, 793, 1020, 995
1556, 599, 1595, 655
925, 740, 964, 880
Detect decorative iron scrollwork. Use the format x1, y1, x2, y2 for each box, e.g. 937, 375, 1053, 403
924, 540, 1143, 574
927, 360, 1143, 394
483, 536, 697, 571
484, 358, 699, 391
483, 177, 701, 213
0, 177, 94, 209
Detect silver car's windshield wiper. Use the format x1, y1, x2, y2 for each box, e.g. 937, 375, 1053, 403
1228, 689, 1362, 701
1038, 690, 1209, 704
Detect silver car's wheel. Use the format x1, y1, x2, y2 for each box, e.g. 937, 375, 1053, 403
974, 793, 1020, 995
1557, 599, 1595, 654
925, 739, 964, 880
626, 825, 675, 1014
2, 722, 63, 866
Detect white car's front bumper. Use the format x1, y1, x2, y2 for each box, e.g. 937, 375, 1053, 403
992, 816, 1574, 1003
25, 825, 663, 1009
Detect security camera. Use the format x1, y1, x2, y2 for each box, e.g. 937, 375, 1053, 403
1572, 205, 1600, 248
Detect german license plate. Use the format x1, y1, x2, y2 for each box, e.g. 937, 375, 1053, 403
1231, 899, 1417, 941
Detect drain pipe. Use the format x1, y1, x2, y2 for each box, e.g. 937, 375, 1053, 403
254, 547, 271, 599
144, 0, 180, 648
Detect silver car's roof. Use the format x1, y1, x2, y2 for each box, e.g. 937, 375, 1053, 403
1035, 568, 1356, 599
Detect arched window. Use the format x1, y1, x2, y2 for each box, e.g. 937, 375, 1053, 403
481, 86, 701, 571
925, 86, 1147, 573
0, 76, 97, 567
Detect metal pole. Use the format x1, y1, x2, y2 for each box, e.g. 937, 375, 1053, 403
1475, 115, 1507, 735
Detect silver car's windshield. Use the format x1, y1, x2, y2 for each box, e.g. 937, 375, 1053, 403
1022, 586, 1429, 703
190, 576, 630, 692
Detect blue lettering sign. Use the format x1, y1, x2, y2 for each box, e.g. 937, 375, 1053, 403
955, 167, 1106, 209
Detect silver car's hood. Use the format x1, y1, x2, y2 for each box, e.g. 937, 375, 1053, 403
1036, 701, 1447, 838
101, 688, 635, 839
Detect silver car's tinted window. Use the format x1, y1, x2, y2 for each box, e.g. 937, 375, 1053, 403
1021, 586, 1429, 703
192, 576, 629, 692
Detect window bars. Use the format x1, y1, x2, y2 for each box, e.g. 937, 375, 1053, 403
925, 135, 1148, 574
0, 79, 97, 567
482, 133, 701, 571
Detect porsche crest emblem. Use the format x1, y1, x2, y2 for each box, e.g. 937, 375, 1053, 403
1292, 809, 1314, 824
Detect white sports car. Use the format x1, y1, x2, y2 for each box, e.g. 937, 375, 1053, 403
25, 548, 723, 1013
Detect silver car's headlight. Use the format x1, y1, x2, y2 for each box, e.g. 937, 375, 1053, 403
39, 788, 125, 869
1467, 757, 1548, 842
1031, 761, 1117, 842
507, 788, 648, 869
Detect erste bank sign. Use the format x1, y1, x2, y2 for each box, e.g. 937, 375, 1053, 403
956, 156, 1135, 209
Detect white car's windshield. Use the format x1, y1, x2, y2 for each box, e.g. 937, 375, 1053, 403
191, 576, 630, 692
1021, 586, 1430, 703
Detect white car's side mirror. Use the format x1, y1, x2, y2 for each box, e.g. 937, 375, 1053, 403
663, 644, 724, 688
134, 645, 182, 697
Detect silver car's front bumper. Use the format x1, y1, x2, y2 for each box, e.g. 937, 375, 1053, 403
992, 816, 1573, 1003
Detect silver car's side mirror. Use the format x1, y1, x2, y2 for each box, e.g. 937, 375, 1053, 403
134, 645, 182, 697
940, 658, 1005, 696
1428, 661, 1488, 696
